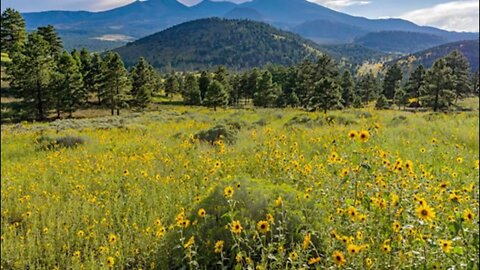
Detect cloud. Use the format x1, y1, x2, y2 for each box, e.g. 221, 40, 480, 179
401, 0, 479, 32
306, 0, 371, 10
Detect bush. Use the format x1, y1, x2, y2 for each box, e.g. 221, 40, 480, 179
194, 125, 237, 144
36, 135, 85, 150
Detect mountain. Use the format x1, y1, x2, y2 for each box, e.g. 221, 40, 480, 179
113, 18, 325, 71
21, 0, 478, 52
354, 31, 449, 54
392, 40, 479, 73
319, 43, 391, 65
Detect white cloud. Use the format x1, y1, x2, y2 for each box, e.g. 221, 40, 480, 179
401, 0, 479, 32
306, 0, 371, 10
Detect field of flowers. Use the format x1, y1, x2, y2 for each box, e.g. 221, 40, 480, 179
1, 105, 479, 269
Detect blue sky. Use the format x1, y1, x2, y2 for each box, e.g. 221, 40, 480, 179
1, 0, 479, 32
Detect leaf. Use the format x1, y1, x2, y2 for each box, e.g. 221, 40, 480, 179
453, 246, 464, 255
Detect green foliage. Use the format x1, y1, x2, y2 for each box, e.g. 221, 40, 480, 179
375, 94, 390, 110
444, 50, 472, 102
0, 8, 27, 54
382, 63, 402, 99
130, 57, 155, 109
37, 25, 63, 58
340, 70, 355, 107
182, 73, 201, 106
405, 65, 425, 101
309, 77, 343, 113
205, 80, 229, 111
194, 124, 237, 144
422, 58, 455, 112
253, 71, 281, 108
99, 52, 131, 115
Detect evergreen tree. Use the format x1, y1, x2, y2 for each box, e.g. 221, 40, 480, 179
205, 80, 229, 111
52, 51, 85, 118
253, 71, 281, 107
245, 68, 260, 102
405, 65, 425, 102
213, 65, 232, 94
471, 71, 479, 95
422, 58, 455, 112
198, 71, 211, 101
131, 57, 155, 108
444, 50, 471, 103
295, 60, 315, 106
84, 53, 103, 104
7, 32, 55, 120
0, 8, 27, 54
182, 73, 201, 105
382, 63, 402, 99
37, 25, 63, 58
313, 54, 339, 81
356, 72, 378, 104
79, 48, 92, 103
100, 52, 131, 115
340, 70, 355, 107
287, 91, 300, 108
164, 73, 180, 98
308, 77, 342, 113
393, 87, 408, 109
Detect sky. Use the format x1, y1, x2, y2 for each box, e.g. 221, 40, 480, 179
1, 0, 479, 32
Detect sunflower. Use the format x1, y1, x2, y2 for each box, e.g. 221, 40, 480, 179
348, 244, 361, 255
106, 256, 115, 268
438, 239, 452, 253
224, 186, 234, 198
392, 220, 401, 232
266, 213, 274, 223
463, 209, 474, 222
77, 230, 85, 238
359, 130, 370, 142
73, 250, 81, 258
416, 204, 436, 222
214, 240, 224, 253
365, 258, 373, 268
108, 233, 117, 244
332, 251, 346, 266
348, 130, 357, 139
123, 169, 129, 176
231, 220, 243, 234
198, 208, 206, 218
257, 220, 270, 234
289, 251, 298, 261
382, 244, 391, 253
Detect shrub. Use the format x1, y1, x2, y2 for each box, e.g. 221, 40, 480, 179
194, 125, 237, 144
36, 135, 85, 150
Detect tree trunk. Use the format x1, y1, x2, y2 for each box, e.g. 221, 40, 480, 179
111, 107, 114, 115
36, 77, 44, 121
117, 109, 120, 116
434, 87, 440, 112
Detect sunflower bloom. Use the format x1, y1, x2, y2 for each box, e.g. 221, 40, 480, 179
416, 204, 436, 222
231, 220, 243, 234
257, 220, 270, 234
332, 251, 346, 266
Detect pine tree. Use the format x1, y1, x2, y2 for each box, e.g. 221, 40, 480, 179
205, 80, 229, 111
340, 70, 355, 107
308, 77, 342, 113
79, 48, 92, 103
131, 57, 155, 108
471, 71, 479, 95
213, 65, 232, 95
356, 72, 378, 104
405, 65, 425, 102
7, 32, 55, 120
100, 52, 131, 115
382, 63, 402, 100
37, 25, 63, 58
287, 91, 300, 108
422, 58, 455, 112
1, 8, 27, 54
444, 50, 471, 103
253, 71, 281, 107
84, 53, 103, 104
164, 73, 180, 98
295, 60, 315, 106
393, 87, 408, 109
52, 51, 85, 118
183, 73, 201, 105
198, 71, 211, 101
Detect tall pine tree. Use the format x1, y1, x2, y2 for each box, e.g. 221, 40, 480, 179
340, 70, 355, 108
131, 57, 155, 109
37, 25, 63, 58
309, 77, 342, 113
422, 58, 455, 112
182, 73, 201, 105
444, 50, 471, 103
382, 63, 402, 100
405, 65, 425, 103
100, 52, 131, 115
253, 71, 281, 108
205, 80, 229, 111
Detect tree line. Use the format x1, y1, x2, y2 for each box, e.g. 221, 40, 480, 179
1, 8, 478, 121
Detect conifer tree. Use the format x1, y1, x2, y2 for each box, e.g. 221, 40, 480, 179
253, 71, 281, 107
205, 80, 229, 111
340, 70, 355, 107
308, 77, 342, 113
405, 65, 425, 102
37, 25, 63, 58
7, 32, 55, 120
422, 58, 455, 112
84, 53, 103, 104
382, 63, 402, 99
131, 57, 155, 108
100, 52, 131, 115
198, 71, 211, 101
182, 73, 201, 105
375, 94, 389, 110
444, 50, 471, 103
356, 72, 378, 104
52, 51, 85, 118
165, 73, 180, 98
1, 8, 27, 54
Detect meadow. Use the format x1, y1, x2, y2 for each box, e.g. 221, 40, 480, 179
1, 103, 479, 269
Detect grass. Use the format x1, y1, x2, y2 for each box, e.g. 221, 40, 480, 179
1, 105, 479, 269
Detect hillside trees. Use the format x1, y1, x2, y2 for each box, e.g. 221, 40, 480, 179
405, 65, 425, 101
309, 77, 342, 113
253, 71, 281, 107
182, 73, 201, 105
131, 57, 156, 108
205, 80, 229, 111
444, 50, 471, 102
422, 58, 455, 111
382, 63, 402, 99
